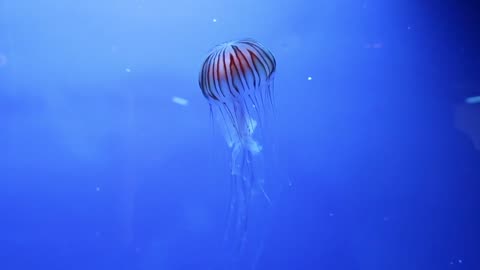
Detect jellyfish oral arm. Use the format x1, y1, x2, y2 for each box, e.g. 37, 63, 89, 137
224, 103, 262, 170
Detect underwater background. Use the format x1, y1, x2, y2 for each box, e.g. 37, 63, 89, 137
1, 0, 480, 269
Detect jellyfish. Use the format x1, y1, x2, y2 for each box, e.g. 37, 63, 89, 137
198, 38, 276, 262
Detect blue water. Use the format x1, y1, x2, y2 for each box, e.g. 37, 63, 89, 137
1, 1, 480, 269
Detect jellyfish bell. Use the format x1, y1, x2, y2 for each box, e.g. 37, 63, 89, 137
199, 38, 276, 176
199, 38, 276, 153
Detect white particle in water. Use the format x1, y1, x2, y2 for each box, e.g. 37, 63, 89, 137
125, 68, 131, 73
172, 96, 189, 106
307, 76, 312, 81
466, 96, 480, 104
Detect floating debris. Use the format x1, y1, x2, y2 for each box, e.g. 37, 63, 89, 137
465, 96, 480, 104
449, 259, 464, 265
307, 76, 312, 81
172, 96, 189, 106
212, 18, 217, 23
125, 68, 131, 73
